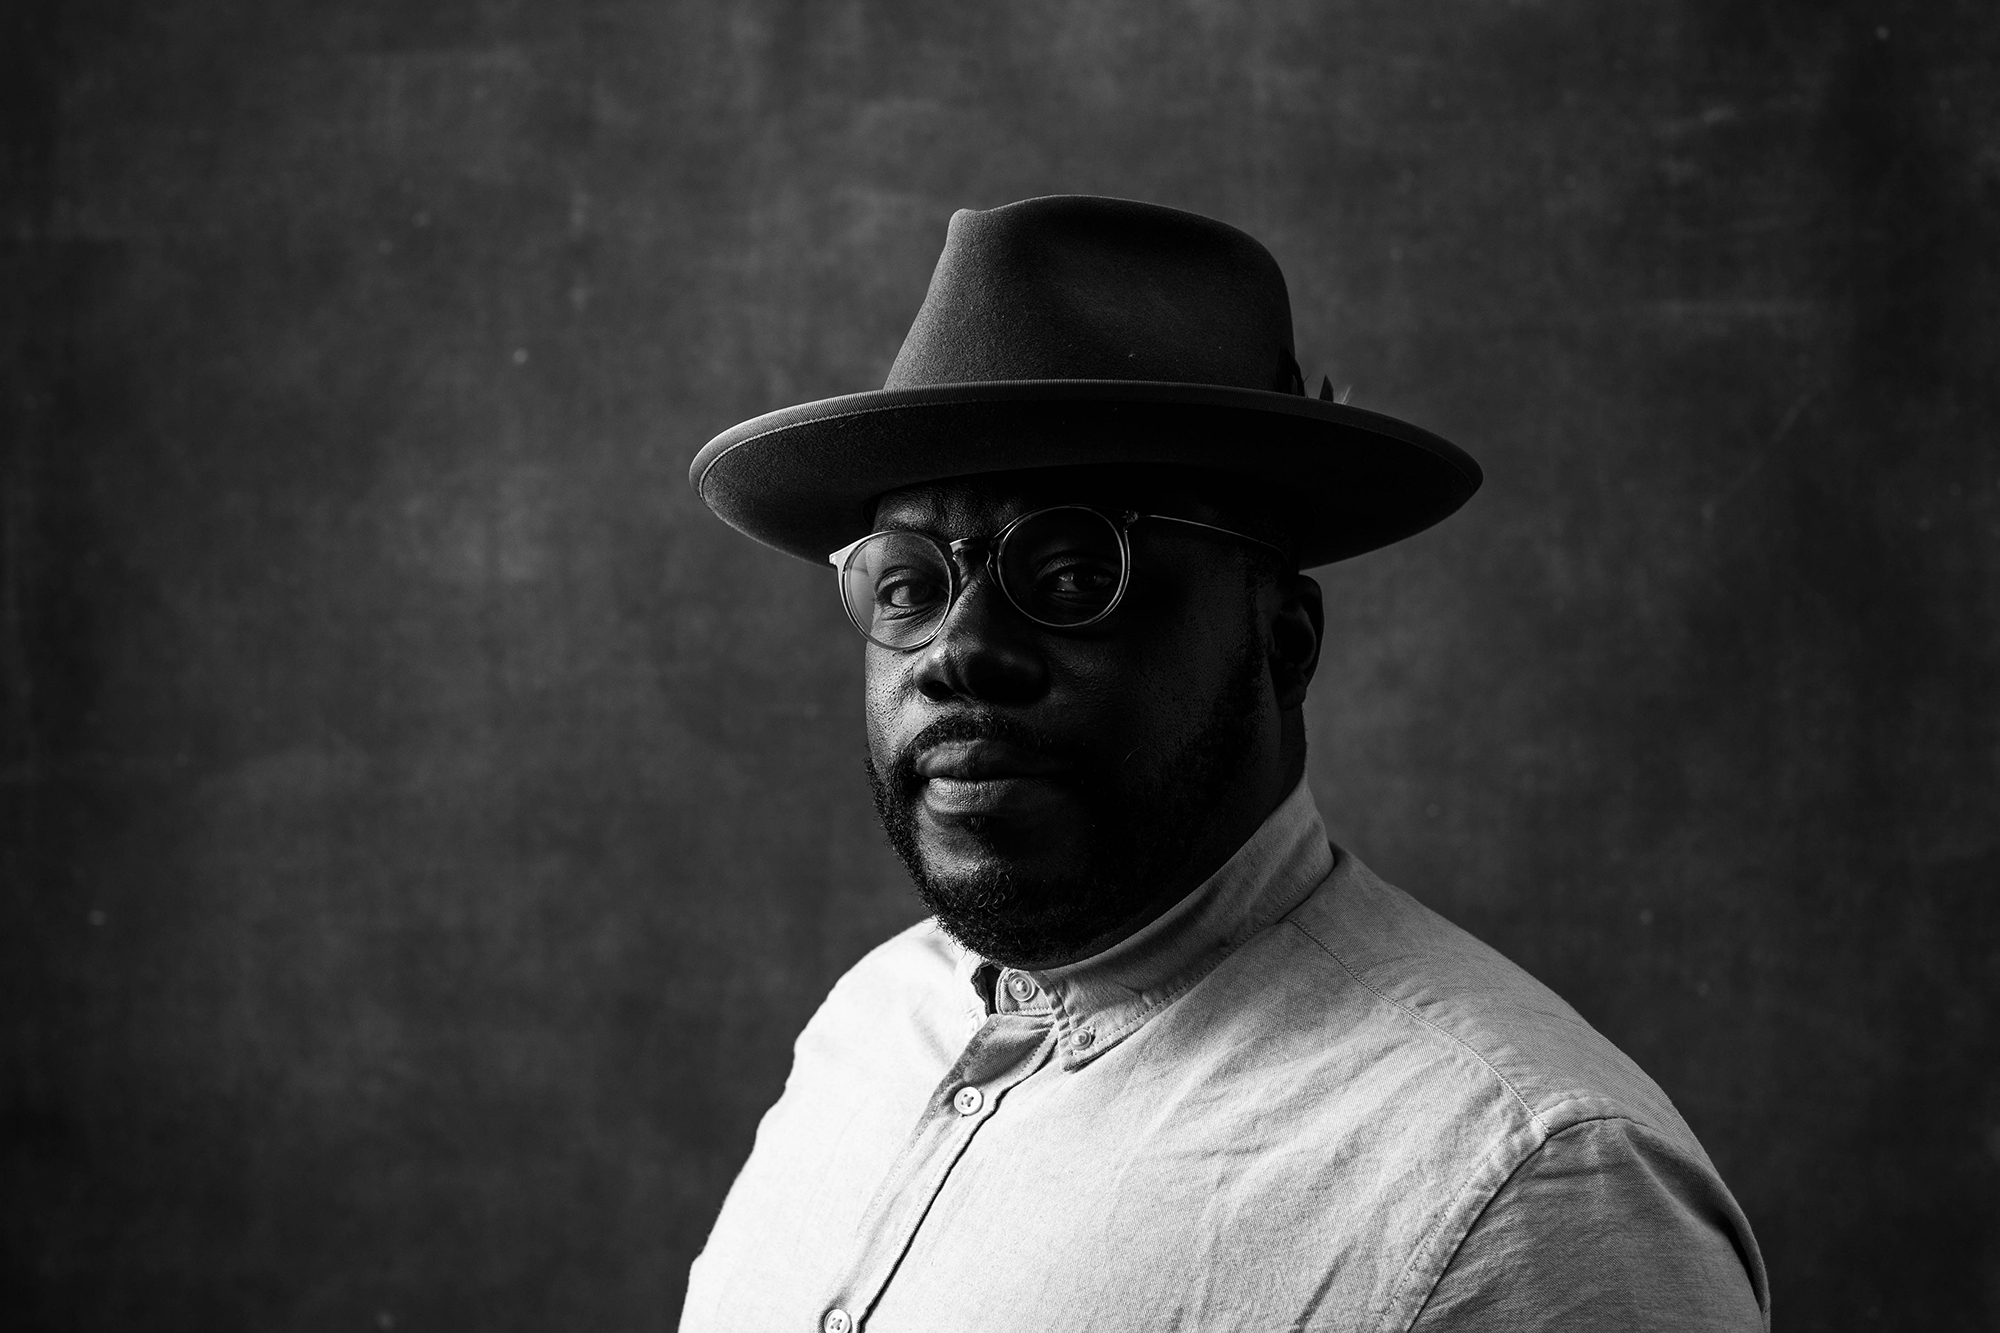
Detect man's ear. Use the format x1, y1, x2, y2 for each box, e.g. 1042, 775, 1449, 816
1267, 573, 1323, 711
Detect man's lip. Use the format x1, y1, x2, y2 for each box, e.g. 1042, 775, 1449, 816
914, 739, 1069, 781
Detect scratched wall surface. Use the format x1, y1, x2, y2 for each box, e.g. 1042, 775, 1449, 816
4, 0, 1996, 1328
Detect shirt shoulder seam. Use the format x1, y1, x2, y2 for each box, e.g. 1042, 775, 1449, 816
1282, 913, 1552, 1330
1392, 1114, 1688, 1332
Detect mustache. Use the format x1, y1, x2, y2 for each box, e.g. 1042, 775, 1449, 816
888, 712, 1086, 783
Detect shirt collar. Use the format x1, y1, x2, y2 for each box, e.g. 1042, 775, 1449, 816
949, 777, 1336, 1069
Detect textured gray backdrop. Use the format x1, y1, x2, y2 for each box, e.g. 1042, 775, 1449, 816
5, 0, 1997, 1328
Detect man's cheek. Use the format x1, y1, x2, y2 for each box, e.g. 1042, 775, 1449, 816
862, 668, 910, 764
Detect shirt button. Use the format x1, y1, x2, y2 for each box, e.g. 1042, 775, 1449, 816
952, 1085, 984, 1116
1073, 1027, 1095, 1049
823, 1309, 852, 1333
1005, 973, 1037, 1002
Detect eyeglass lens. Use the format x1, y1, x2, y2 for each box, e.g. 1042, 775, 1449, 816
840, 508, 1127, 649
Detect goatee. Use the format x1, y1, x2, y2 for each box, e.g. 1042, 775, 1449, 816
866, 639, 1265, 966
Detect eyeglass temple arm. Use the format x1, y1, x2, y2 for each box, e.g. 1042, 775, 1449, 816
1135, 512, 1289, 558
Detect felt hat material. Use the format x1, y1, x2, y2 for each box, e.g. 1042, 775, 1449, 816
690, 195, 1480, 568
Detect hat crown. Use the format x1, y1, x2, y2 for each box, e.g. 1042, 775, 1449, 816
884, 196, 1302, 394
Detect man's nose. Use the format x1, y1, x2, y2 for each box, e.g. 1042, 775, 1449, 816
909, 567, 1048, 705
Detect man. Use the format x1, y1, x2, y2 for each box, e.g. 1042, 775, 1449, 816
680, 196, 1768, 1331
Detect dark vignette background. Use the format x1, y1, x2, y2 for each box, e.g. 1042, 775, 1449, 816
4, 0, 1996, 1328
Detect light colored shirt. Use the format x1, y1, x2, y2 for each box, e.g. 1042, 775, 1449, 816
681, 780, 1769, 1331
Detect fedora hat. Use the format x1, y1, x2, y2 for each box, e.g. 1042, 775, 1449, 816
689, 195, 1480, 568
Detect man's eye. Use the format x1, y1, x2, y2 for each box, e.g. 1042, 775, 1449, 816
1035, 561, 1117, 601
876, 573, 946, 612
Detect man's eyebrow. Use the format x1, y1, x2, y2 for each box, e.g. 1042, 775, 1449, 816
870, 492, 968, 532
872, 509, 946, 533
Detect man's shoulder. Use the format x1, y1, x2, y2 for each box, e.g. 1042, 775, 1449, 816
1278, 850, 1699, 1148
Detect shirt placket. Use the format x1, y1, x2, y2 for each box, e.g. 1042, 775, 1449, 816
814, 1009, 1057, 1333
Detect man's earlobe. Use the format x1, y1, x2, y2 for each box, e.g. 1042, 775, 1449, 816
1268, 574, 1324, 711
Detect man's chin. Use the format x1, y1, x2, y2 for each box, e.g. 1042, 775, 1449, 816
868, 754, 1155, 964
914, 800, 1091, 874
913, 843, 1089, 901
907, 828, 1164, 966
912, 869, 1105, 966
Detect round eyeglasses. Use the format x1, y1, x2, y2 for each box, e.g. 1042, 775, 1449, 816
827, 505, 1285, 651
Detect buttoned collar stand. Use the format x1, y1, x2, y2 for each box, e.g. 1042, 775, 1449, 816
950, 777, 1334, 1070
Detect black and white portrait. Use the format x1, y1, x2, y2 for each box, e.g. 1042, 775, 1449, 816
6, 4, 1995, 1329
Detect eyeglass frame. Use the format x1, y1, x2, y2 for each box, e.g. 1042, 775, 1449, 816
826, 504, 1288, 652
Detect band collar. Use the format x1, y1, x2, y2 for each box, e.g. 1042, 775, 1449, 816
951, 778, 1336, 1069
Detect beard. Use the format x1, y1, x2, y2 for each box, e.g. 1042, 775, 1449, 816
865, 637, 1267, 966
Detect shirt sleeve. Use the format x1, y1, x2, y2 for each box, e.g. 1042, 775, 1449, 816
1405, 1117, 1769, 1333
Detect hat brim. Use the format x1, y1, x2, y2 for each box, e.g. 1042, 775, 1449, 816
689, 381, 1480, 568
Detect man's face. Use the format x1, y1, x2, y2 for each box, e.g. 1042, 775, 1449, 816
862, 470, 1297, 968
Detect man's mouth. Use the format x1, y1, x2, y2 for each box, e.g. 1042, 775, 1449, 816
915, 739, 1068, 781
913, 739, 1072, 818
